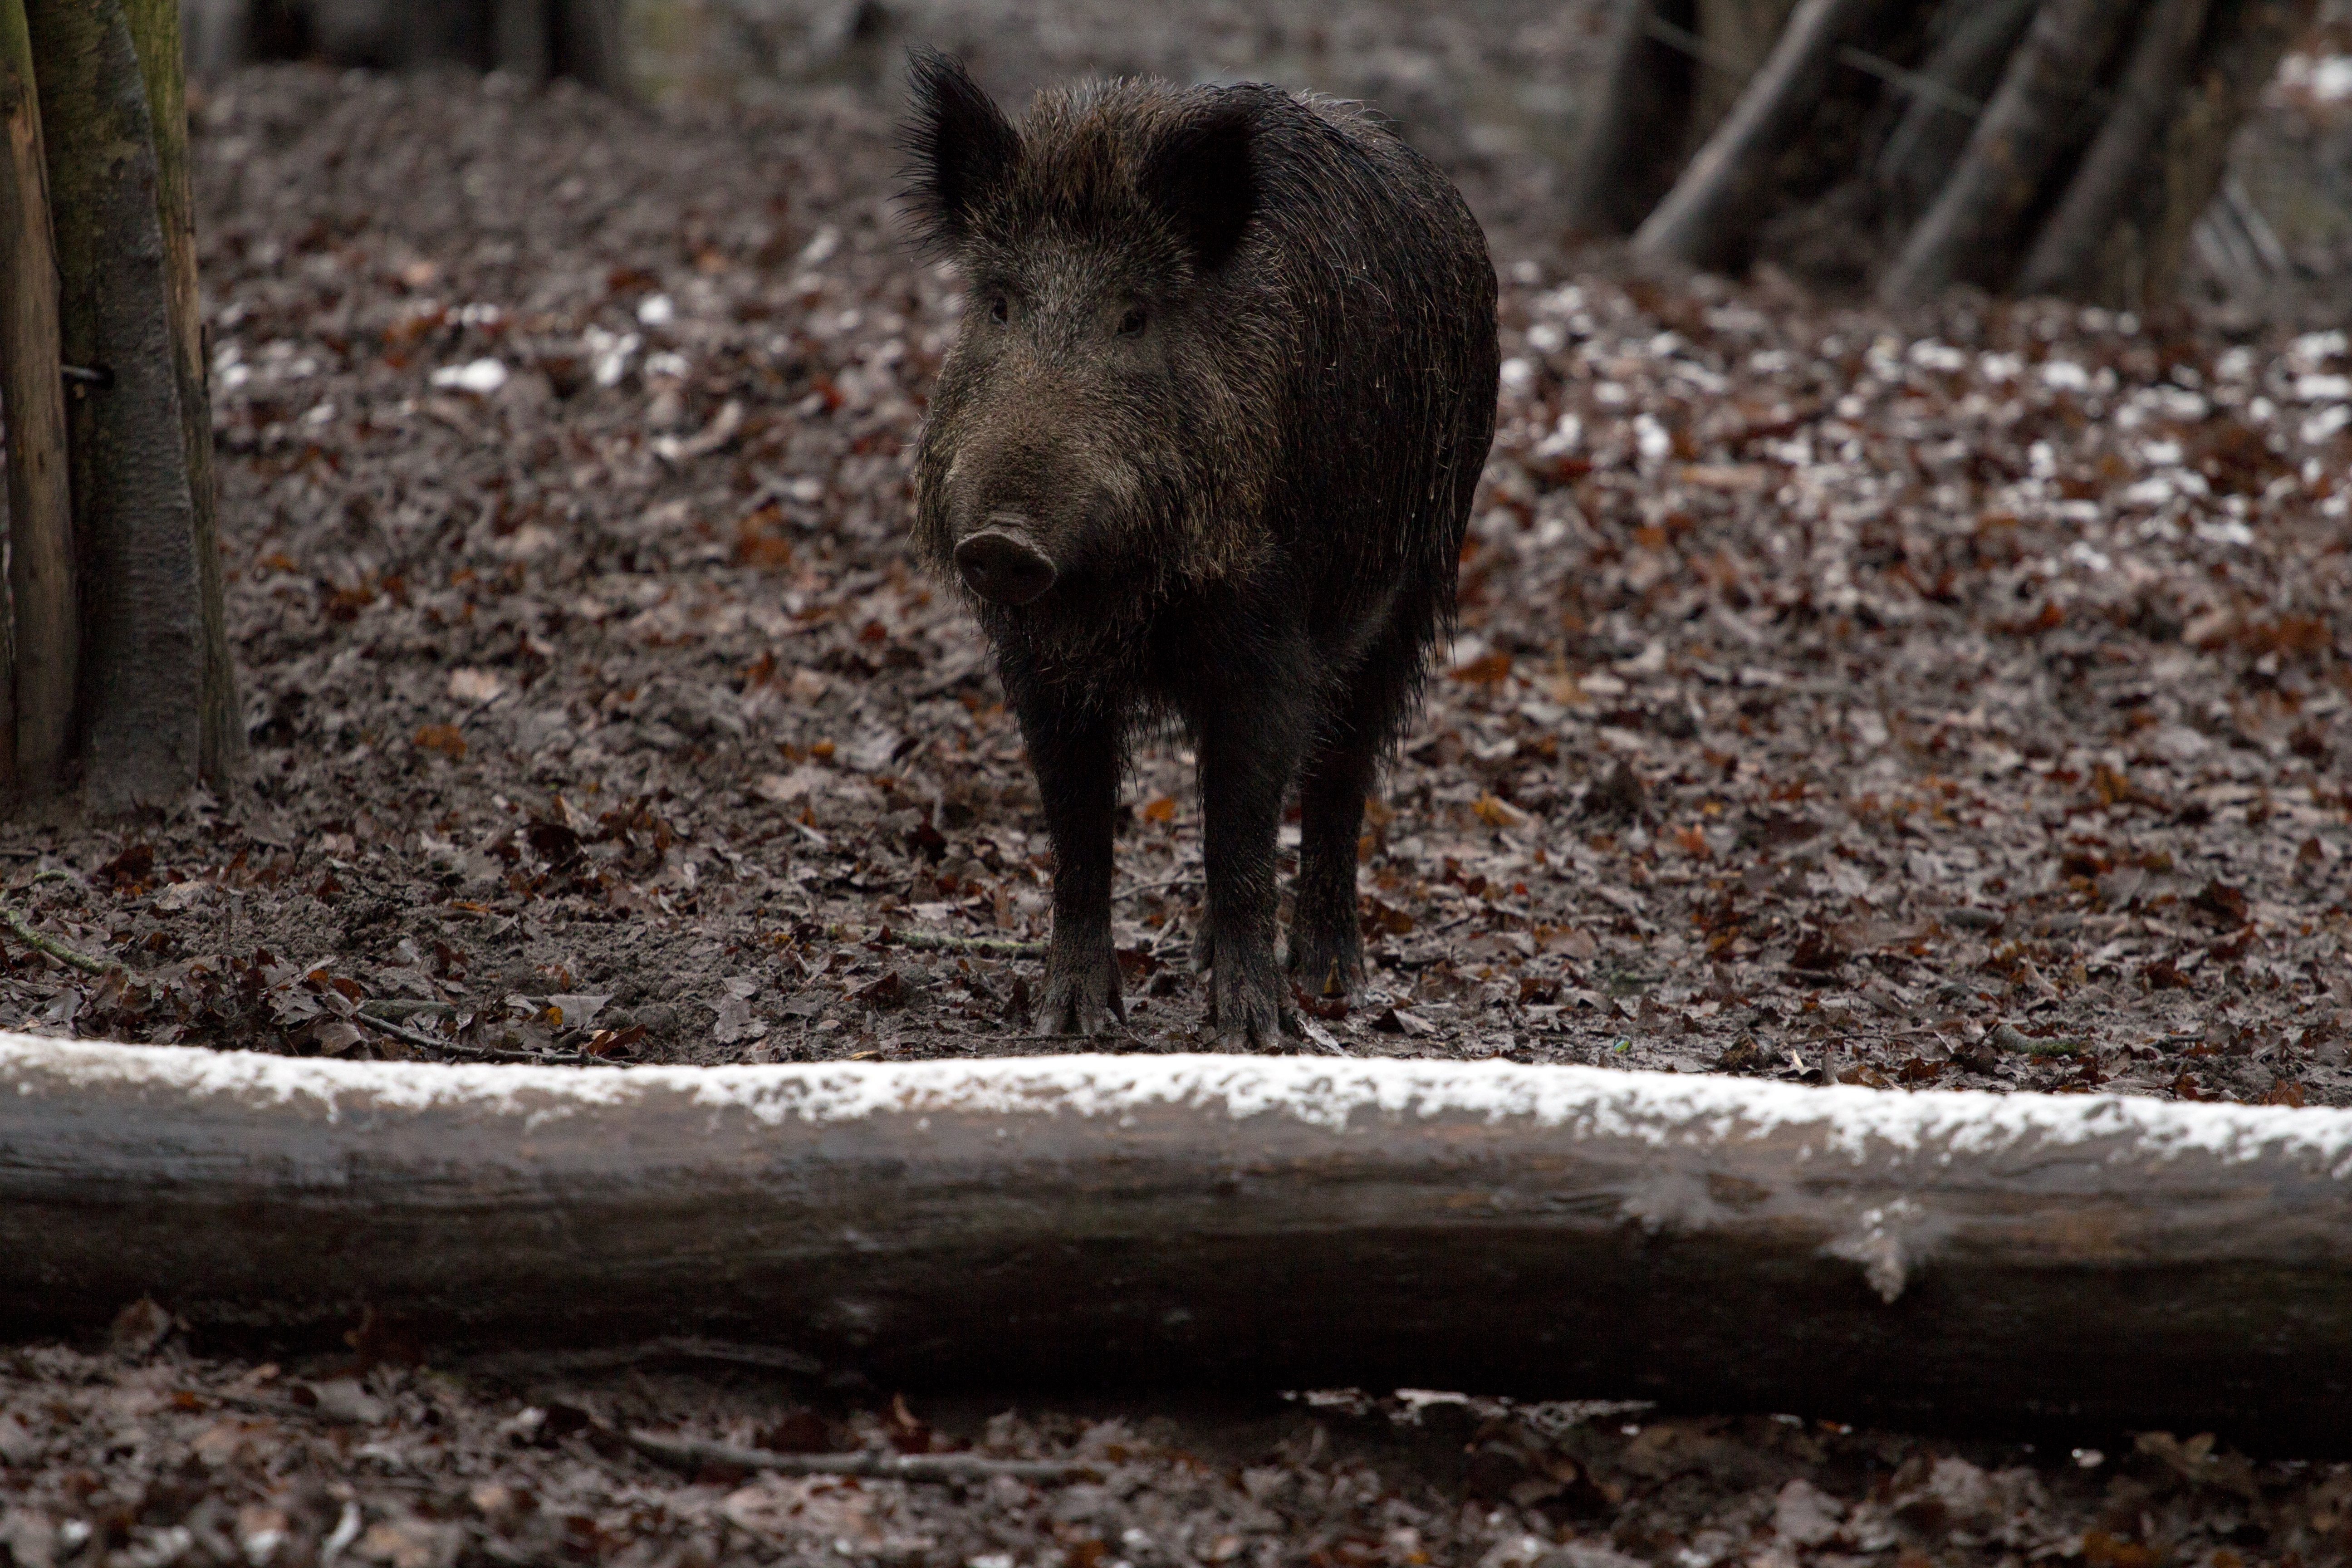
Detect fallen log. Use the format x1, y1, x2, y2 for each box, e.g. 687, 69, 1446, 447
5, 1034, 2352, 1446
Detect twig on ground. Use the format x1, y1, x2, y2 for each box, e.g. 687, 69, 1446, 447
0, 905, 109, 975
198, 1389, 370, 1426
348, 1007, 467, 1052
348, 1007, 622, 1068
831, 923, 1046, 958
617, 1427, 1101, 1484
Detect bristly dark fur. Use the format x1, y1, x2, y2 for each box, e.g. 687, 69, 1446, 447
1137, 99, 1259, 271
897, 45, 1023, 254
901, 53, 1499, 1049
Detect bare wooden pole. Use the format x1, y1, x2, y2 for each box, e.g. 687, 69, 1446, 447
1631, 0, 1885, 269
2016, 0, 2213, 299
1877, 0, 2139, 304
8, 1037, 2352, 1447
0, 0, 71, 797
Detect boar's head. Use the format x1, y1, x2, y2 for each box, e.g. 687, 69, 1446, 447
900, 50, 1281, 633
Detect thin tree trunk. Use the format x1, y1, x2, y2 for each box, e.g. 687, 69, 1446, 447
1877, 0, 2140, 304
1690, 0, 1800, 143
9, 1039, 2352, 1444
0, 0, 71, 797
1632, 0, 1886, 268
2128, 0, 2318, 305
1872, 0, 2038, 214
24, 0, 205, 811
123, 0, 242, 791
180, 0, 249, 78
2017, 0, 2213, 298
552, 0, 628, 98
492, 0, 548, 85
1563, 0, 1699, 238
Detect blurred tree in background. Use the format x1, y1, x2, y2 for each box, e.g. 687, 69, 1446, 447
1568, 0, 2318, 305
185, 0, 627, 91
0, 0, 239, 814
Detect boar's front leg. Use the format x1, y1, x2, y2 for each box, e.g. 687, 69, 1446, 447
1013, 692, 1125, 1038
1193, 688, 1304, 1051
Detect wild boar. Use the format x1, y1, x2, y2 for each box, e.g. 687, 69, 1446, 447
903, 51, 1499, 1047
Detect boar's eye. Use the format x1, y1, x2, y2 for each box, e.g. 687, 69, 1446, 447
987, 292, 1009, 323
1117, 305, 1147, 337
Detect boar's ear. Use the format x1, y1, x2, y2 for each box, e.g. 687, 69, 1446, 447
899, 48, 1020, 250
1142, 98, 1259, 271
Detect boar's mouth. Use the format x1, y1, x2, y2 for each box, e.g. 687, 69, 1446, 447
953, 519, 1059, 606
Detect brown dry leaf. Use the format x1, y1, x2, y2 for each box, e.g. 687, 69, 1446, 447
1472, 793, 1527, 828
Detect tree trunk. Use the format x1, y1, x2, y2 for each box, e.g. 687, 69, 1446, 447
125, 0, 242, 790
1872, 0, 2038, 217
1632, 0, 1887, 269
181, 0, 249, 78
9, 1036, 2352, 1447
23, 0, 221, 811
2117, 0, 2316, 307
2014, 0, 2212, 297
551, 0, 626, 98
189, 0, 631, 96
1564, 0, 1700, 238
491, 0, 548, 85
1877, 0, 2140, 302
1690, 0, 1801, 142
1576, 0, 2319, 307
0, 0, 71, 797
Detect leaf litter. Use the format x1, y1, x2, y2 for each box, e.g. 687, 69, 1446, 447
0, 39, 2348, 1568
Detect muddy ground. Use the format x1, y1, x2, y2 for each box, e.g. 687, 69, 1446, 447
1, 42, 2351, 1568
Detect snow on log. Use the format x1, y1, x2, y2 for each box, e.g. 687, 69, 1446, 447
5, 1034, 2352, 1442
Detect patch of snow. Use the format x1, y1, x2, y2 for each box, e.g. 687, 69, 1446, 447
9, 1038, 2352, 1175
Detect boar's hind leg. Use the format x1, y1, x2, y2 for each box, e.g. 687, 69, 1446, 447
1194, 692, 1305, 1051
1289, 633, 1414, 1001
1289, 725, 1377, 1002
1015, 696, 1125, 1038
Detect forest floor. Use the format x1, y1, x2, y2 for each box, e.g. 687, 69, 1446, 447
2, 59, 2351, 1568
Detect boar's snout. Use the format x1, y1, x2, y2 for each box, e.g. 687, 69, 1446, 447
954, 520, 1058, 606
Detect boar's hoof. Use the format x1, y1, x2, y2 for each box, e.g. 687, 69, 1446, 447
954, 524, 1058, 606
1284, 932, 1364, 1000
1038, 949, 1124, 1038
1208, 968, 1284, 1053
